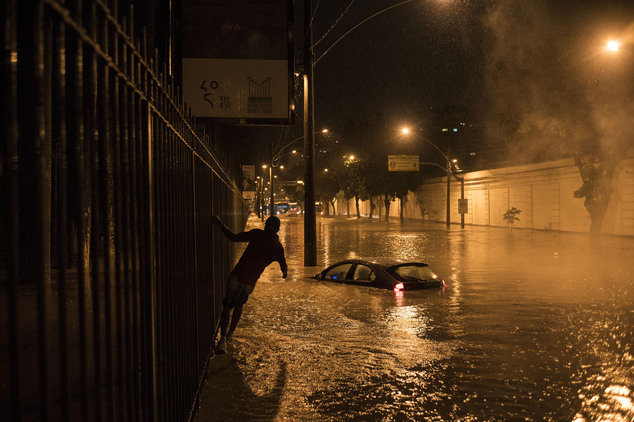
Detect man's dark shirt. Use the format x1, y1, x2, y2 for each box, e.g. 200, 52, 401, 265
226, 228, 287, 285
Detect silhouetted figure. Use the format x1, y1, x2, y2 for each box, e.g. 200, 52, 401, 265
213, 215, 287, 353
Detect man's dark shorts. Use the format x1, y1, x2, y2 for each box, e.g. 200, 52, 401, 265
222, 276, 255, 308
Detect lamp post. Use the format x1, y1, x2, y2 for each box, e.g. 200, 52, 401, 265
401, 128, 465, 229
302, 0, 430, 264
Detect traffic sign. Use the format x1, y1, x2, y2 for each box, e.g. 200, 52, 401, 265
458, 198, 468, 214
388, 155, 419, 171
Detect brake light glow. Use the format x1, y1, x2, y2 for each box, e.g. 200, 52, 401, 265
394, 283, 404, 291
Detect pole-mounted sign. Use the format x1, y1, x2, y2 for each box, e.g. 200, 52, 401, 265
241, 165, 256, 199
388, 155, 419, 171
458, 198, 468, 214
182, 0, 294, 125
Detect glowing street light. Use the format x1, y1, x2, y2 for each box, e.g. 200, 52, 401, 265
321, 128, 329, 133
606, 40, 621, 53
398, 125, 465, 229
262, 164, 268, 169
348, 155, 355, 160
280, 165, 285, 169
324, 168, 329, 172
292, 150, 297, 154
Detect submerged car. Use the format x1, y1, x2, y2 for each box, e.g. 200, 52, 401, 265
312, 259, 445, 291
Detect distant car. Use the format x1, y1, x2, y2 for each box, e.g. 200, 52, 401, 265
311, 259, 445, 291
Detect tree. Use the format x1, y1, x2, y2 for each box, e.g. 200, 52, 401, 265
287, 184, 304, 210
503, 207, 522, 227
339, 154, 368, 218
315, 170, 340, 216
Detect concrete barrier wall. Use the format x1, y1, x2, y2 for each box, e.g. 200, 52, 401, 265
331, 157, 634, 236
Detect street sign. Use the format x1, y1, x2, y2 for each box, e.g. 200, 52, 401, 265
458, 198, 468, 214
388, 155, 419, 171
182, 0, 294, 125
241, 165, 256, 199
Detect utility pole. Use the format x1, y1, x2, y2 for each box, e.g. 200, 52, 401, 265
269, 142, 274, 216
303, 0, 317, 266
446, 152, 451, 228
460, 177, 465, 229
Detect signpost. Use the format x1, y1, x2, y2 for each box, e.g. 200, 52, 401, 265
388, 155, 419, 171
458, 198, 468, 214
182, 0, 294, 125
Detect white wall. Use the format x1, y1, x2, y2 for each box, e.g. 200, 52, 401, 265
330, 157, 634, 236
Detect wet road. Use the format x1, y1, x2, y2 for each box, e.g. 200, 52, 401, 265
197, 216, 633, 421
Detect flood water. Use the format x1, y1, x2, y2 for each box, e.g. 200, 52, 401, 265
197, 216, 633, 421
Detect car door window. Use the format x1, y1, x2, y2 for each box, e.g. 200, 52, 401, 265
324, 264, 353, 280
352, 265, 376, 282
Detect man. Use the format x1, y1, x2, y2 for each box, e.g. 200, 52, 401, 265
213, 215, 287, 354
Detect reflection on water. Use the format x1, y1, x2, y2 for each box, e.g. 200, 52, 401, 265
198, 217, 633, 421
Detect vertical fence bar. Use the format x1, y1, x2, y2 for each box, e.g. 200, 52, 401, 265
98, 14, 115, 419
17, 0, 52, 418
144, 101, 159, 421
110, 10, 125, 420
120, 15, 135, 422
2, 0, 20, 418
66, 0, 89, 419
86, 3, 103, 419
51, 6, 70, 419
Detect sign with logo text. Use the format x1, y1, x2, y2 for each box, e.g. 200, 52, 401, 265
388, 155, 419, 172
182, 0, 293, 125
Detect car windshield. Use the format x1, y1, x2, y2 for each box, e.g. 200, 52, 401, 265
391, 265, 438, 282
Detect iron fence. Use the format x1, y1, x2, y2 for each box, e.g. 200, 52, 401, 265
1, 0, 246, 420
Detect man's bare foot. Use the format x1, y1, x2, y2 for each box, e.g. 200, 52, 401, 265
214, 337, 227, 354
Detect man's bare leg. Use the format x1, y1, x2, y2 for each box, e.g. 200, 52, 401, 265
227, 304, 244, 338
215, 305, 232, 353
219, 305, 232, 338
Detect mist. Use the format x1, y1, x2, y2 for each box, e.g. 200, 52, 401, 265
483, 0, 634, 165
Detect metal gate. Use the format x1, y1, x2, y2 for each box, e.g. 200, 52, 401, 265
1, 0, 245, 420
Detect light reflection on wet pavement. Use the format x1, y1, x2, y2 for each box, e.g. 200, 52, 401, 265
197, 216, 633, 421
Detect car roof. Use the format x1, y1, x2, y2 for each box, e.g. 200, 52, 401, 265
325, 258, 428, 269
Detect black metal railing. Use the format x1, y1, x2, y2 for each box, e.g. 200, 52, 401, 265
1, 0, 245, 420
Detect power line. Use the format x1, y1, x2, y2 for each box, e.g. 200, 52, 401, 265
312, 0, 356, 48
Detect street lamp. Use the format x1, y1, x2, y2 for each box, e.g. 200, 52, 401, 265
273, 129, 329, 163
606, 40, 621, 53
400, 127, 465, 229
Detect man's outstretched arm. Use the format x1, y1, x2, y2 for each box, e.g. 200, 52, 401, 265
213, 215, 251, 242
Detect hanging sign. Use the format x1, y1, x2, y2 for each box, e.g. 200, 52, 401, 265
182, 0, 294, 125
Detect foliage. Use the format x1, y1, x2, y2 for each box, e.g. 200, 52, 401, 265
287, 184, 304, 209
503, 207, 521, 226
